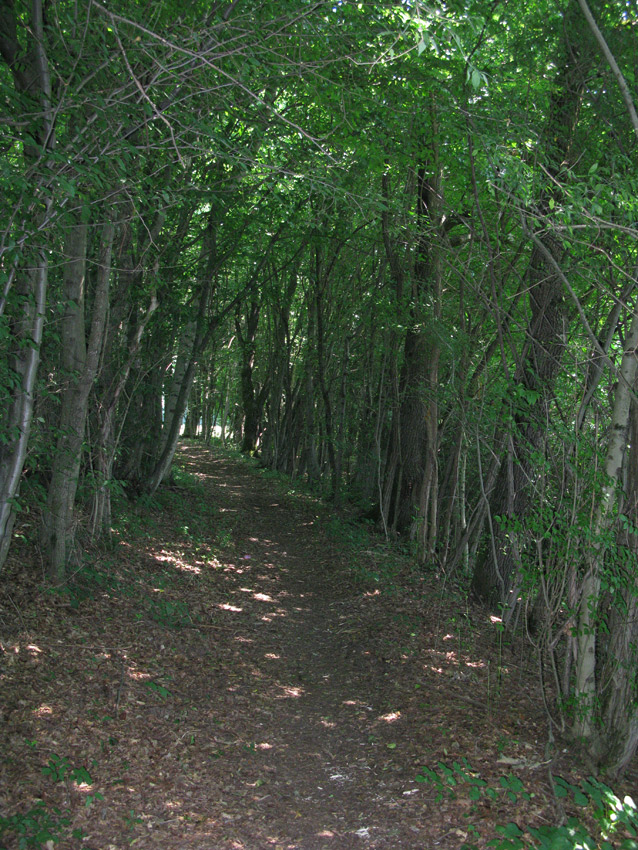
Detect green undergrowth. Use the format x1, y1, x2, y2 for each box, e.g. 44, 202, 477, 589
249, 448, 418, 592
0, 754, 102, 849
49, 460, 224, 624
416, 759, 638, 849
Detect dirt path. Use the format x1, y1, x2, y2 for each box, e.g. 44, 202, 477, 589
173, 444, 436, 849
1, 443, 567, 849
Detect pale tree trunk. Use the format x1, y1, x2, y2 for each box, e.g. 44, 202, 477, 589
41, 222, 114, 580
0, 254, 48, 571
0, 0, 53, 572
570, 0, 638, 767
573, 301, 638, 745
595, 385, 638, 776
160, 321, 197, 457
145, 276, 212, 494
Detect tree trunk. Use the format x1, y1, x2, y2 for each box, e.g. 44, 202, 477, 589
471, 2, 591, 614
0, 0, 53, 572
0, 250, 48, 571
40, 221, 116, 580
572, 300, 638, 747
237, 298, 263, 454
380, 158, 442, 552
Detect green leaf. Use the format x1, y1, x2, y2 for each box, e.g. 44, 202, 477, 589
573, 790, 589, 806
496, 823, 523, 838
553, 778, 570, 798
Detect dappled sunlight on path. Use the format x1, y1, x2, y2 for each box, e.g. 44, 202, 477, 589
0, 442, 555, 850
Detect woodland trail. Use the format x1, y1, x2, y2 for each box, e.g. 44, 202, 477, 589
1, 443, 563, 849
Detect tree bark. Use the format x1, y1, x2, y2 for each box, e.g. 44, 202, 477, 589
41, 221, 114, 580
0, 0, 53, 572
471, 1, 591, 613
380, 157, 442, 554
573, 300, 638, 743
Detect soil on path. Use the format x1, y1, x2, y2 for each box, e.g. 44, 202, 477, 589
1, 443, 625, 849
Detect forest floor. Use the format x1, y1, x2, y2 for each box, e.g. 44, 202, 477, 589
1, 442, 637, 850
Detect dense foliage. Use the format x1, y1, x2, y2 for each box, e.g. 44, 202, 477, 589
2, 0, 638, 776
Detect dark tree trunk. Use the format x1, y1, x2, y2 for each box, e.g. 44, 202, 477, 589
471, 2, 592, 614
237, 298, 263, 454
380, 159, 441, 554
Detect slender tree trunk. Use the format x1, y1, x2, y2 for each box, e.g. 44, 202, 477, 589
573, 301, 638, 744
90, 290, 158, 537
161, 321, 197, 457
0, 251, 48, 570
0, 0, 53, 571
237, 298, 263, 454
41, 221, 116, 580
146, 285, 210, 493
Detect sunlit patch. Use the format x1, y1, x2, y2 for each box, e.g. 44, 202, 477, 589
260, 610, 286, 622
343, 700, 358, 706
256, 742, 272, 750
219, 603, 243, 613
128, 670, 151, 681
319, 718, 336, 728
264, 653, 280, 660
152, 550, 202, 574
365, 589, 380, 597
466, 660, 486, 668
27, 644, 43, 655
442, 633, 455, 641
277, 685, 304, 698
317, 830, 335, 837
34, 704, 53, 717
490, 615, 502, 624
206, 557, 223, 569
380, 711, 401, 722
164, 800, 183, 810
253, 593, 273, 602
